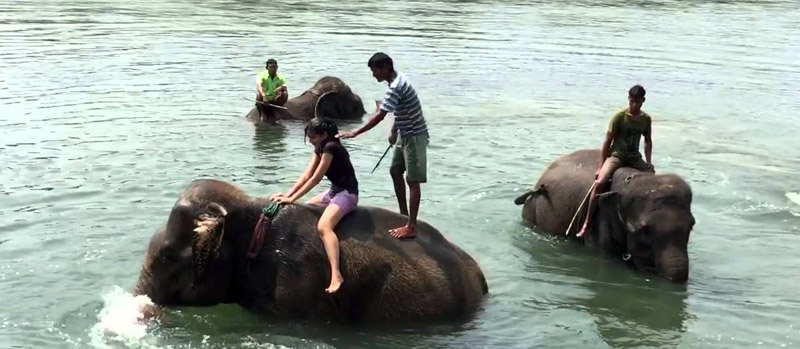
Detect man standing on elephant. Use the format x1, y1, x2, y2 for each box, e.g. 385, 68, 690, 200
255, 58, 288, 120
338, 52, 429, 239
578, 85, 654, 238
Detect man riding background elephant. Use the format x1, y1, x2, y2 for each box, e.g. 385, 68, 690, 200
515, 149, 695, 282
515, 86, 694, 282
255, 58, 289, 120
249, 66, 367, 123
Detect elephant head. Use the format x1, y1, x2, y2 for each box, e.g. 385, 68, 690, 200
133, 181, 250, 306
285, 76, 366, 120
595, 169, 694, 282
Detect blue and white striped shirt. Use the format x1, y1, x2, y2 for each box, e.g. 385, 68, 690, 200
380, 72, 428, 136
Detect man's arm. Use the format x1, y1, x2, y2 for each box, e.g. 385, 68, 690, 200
389, 122, 398, 144
339, 109, 387, 138
600, 131, 614, 163
601, 112, 621, 164
277, 77, 287, 93
256, 75, 265, 98
644, 128, 653, 165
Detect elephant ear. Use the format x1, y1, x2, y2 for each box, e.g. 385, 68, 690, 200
313, 90, 341, 119
597, 191, 645, 232
191, 202, 228, 282
597, 191, 620, 207
596, 191, 626, 239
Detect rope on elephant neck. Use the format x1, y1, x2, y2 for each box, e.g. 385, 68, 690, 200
262, 202, 281, 217
246, 203, 281, 260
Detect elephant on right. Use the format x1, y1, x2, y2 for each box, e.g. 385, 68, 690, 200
514, 149, 695, 283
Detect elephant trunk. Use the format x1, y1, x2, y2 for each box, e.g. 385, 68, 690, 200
133, 260, 164, 304
133, 272, 149, 297
132, 264, 164, 319
285, 94, 315, 119
657, 247, 689, 283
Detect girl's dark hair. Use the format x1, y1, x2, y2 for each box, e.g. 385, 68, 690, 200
304, 117, 339, 144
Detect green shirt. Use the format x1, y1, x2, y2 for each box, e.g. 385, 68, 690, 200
258, 70, 286, 100
608, 108, 652, 160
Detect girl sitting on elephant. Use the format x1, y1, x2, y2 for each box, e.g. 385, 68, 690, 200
269, 118, 359, 293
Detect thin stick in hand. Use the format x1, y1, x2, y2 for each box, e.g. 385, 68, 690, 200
565, 181, 598, 236
243, 97, 288, 110
371, 144, 393, 174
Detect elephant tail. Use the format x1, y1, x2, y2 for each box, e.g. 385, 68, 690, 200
513, 184, 546, 205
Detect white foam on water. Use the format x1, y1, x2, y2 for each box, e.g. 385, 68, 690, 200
787, 192, 800, 206
89, 285, 157, 348
788, 192, 800, 217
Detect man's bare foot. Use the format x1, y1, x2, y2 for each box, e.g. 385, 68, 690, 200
576, 223, 590, 238
325, 272, 343, 293
389, 225, 417, 239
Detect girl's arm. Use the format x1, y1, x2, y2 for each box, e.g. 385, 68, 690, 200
285, 153, 333, 203
284, 153, 320, 198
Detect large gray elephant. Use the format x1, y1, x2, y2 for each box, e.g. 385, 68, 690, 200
134, 179, 488, 323
514, 149, 694, 282
248, 76, 367, 121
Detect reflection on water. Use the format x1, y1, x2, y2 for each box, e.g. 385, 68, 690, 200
578, 264, 689, 348
514, 230, 690, 348
253, 122, 288, 161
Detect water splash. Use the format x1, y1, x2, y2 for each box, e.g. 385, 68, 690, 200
89, 285, 157, 348
788, 192, 800, 217
787, 192, 800, 206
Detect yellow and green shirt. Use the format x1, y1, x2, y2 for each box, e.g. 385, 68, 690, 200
258, 70, 286, 100
608, 108, 652, 160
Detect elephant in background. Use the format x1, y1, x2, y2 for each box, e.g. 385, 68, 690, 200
514, 149, 695, 283
248, 76, 366, 122
134, 179, 488, 323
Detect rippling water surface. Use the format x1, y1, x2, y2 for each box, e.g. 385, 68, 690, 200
1, 0, 799, 347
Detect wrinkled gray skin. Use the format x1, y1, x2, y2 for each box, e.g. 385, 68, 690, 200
134, 179, 488, 323
515, 149, 694, 282
248, 76, 366, 121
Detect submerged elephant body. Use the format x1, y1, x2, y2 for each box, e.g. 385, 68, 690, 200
135, 180, 488, 323
516, 149, 694, 282
248, 76, 366, 121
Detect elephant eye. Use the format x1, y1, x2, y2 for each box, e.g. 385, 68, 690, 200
159, 246, 190, 263
157, 249, 176, 263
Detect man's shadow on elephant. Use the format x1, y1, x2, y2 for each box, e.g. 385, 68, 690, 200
516, 229, 691, 348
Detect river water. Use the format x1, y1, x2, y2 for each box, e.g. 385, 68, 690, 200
1, 0, 799, 348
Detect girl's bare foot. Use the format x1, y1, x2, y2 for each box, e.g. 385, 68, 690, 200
325, 271, 344, 293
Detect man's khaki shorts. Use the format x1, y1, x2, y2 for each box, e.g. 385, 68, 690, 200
390, 131, 429, 183
599, 155, 654, 183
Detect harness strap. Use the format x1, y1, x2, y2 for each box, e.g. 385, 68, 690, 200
246, 203, 281, 260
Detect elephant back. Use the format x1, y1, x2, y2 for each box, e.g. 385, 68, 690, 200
522, 149, 601, 232
244, 204, 488, 322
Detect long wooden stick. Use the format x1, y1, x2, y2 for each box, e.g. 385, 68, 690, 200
566, 181, 598, 236
243, 97, 288, 110
371, 144, 393, 174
